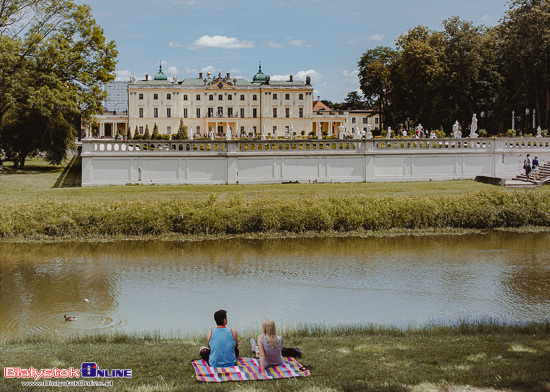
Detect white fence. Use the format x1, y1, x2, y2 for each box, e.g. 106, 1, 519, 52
81, 138, 550, 186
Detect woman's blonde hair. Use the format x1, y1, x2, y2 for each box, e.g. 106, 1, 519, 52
262, 319, 277, 347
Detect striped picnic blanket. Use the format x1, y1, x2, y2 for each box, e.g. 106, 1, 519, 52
191, 356, 311, 382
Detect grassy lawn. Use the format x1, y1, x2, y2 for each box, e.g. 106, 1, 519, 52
0, 156, 513, 203
1, 324, 548, 392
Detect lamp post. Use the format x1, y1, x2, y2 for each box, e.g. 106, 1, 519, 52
512, 110, 515, 130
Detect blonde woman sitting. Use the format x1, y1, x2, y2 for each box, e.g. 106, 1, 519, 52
250, 319, 284, 374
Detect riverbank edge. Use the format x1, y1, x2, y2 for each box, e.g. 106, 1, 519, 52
3, 190, 550, 241
0, 226, 549, 244
2, 323, 549, 392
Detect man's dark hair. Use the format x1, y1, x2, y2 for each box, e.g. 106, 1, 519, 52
214, 309, 227, 326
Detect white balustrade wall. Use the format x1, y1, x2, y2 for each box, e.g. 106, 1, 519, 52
81, 138, 550, 186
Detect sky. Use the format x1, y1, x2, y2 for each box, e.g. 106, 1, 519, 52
79, 0, 510, 102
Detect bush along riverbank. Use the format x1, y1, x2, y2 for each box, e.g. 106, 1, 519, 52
1, 322, 549, 391
1, 190, 550, 240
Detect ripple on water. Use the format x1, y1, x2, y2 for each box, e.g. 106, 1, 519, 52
4, 312, 126, 337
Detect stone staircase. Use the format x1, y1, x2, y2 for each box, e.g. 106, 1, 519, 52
507, 161, 550, 187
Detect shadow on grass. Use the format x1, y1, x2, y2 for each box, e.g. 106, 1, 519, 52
0, 162, 64, 175
52, 156, 82, 188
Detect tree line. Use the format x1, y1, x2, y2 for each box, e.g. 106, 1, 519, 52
357, 0, 550, 135
0, 0, 116, 168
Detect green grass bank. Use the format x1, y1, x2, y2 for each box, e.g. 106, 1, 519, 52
1, 190, 550, 240
2, 157, 550, 240
1, 323, 549, 392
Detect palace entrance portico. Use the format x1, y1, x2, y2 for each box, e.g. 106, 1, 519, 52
206, 120, 239, 137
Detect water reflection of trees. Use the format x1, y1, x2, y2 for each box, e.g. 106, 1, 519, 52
1, 232, 549, 334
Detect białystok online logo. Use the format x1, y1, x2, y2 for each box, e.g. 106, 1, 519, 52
4, 363, 132, 380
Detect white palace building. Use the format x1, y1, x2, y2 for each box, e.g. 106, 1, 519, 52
90, 64, 379, 139
82, 64, 549, 187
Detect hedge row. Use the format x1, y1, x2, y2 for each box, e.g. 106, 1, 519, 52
0, 191, 549, 238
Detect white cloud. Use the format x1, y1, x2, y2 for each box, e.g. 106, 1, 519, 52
342, 69, 360, 85
115, 70, 132, 81
289, 39, 308, 47
369, 34, 385, 41
201, 65, 221, 75
169, 41, 182, 48
185, 67, 198, 74
270, 74, 290, 81
171, 0, 197, 6
189, 35, 255, 50
295, 69, 322, 84
167, 66, 179, 75
348, 39, 359, 46
480, 14, 495, 24
228, 68, 241, 74
267, 40, 284, 48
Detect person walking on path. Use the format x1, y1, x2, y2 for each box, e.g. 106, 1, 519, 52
532, 156, 540, 181
524, 154, 532, 179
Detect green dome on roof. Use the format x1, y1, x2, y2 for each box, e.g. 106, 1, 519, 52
252, 64, 268, 83
154, 64, 167, 80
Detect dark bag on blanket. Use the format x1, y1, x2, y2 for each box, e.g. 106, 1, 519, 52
282, 347, 302, 358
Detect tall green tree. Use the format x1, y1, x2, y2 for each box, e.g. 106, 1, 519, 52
343, 91, 365, 110
0, 0, 117, 168
358, 46, 398, 130
499, 0, 550, 129
391, 26, 446, 130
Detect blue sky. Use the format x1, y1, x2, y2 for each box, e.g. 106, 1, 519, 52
80, 0, 509, 102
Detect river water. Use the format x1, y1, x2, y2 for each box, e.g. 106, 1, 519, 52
0, 232, 549, 338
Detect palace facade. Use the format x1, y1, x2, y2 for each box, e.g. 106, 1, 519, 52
90, 65, 379, 139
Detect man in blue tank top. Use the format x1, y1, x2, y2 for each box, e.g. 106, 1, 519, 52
199, 309, 239, 367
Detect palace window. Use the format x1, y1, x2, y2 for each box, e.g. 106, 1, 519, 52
217, 107, 223, 117
299, 94, 303, 100
285, 108, 290, 118
218, 94, 223, 100
252, 94, 257, 101
273, 108, 277, 118
240, 108, 245, 118
299, 108, 303, 118
183, 95, 188, 100
209, 94, 214, 101
196, 94, 201, 100
208, 107, 214, 117
363, 118, 368, 124
153, 94, 158, 100
167, 108, 171, 118
241, 126, 244, 133
352, 117, 356, 124
228, 108, 233, 118
228, 94, 232, 100
167, 126, 171, 134
196, 108, 201, 118
240, 94, 245, 100
196, 126, 201, 134
183, 108, 188, 118
154, 108, 158, 118
167, 93, 171, 100
273, 126, 277, 133
273, 93, 277, 100
139, 126, 144, 135
139, 108, 143, 118
375, 118, 379, 124
285, 94, 290, 100
253, 108, 257, 118
253, 126, 257, 133
139, 94, 143, 99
